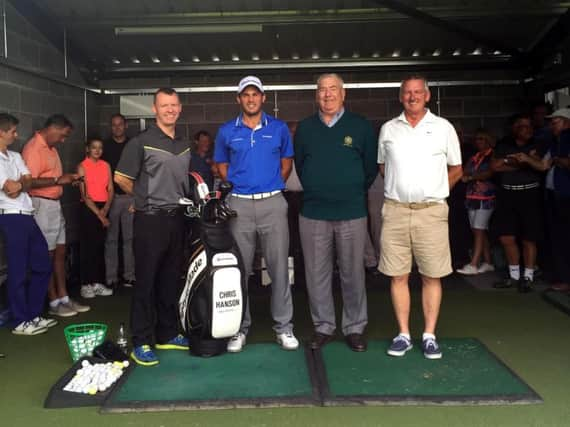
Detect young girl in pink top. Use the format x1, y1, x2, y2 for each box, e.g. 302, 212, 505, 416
77, 138, 114, 298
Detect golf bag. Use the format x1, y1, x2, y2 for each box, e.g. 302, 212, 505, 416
178, 172, 246, 357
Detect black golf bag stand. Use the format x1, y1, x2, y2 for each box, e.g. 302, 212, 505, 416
178, 172, 246, 357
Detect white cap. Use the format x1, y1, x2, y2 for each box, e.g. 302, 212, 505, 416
237, 76, 264, 94
546, 108, 570, 120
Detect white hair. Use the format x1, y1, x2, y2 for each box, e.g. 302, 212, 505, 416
316, 73, 345, 88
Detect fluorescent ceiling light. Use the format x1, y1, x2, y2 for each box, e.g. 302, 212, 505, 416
171, 56, 181, 63
151, 56, 160, 63
252, 53, 260, 61
452, 49, 461, 56
111, 58, 121, 64
212, 55, 220, 62
192, 56, 200, 63
231, 54, 240, 62
331, 51, 340, 59
115, 24, 262, 36
292, 52, 300, 60
412, 49, 420, 57
391, 50, 400, 58
131, 57, 140, 64
272, 53, 279, 60
432, 49, 441, 56
311, 51, 320, 60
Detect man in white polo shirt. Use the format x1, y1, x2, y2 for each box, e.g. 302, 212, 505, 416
0, 113, 54, 336
378, 75, 462, 359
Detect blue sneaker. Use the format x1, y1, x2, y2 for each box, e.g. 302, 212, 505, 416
387, 334, 413, 357
155, 334, 189, 350
422, 337, 442, 360
131, 345, 159, 366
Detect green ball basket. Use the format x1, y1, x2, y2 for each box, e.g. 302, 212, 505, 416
64, 323, 107, 362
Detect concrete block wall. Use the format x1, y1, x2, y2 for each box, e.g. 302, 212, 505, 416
97, 80, 527, 145
0, 4, 99, 247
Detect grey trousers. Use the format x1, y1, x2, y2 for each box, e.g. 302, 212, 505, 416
228, 193, 293, 335
105, 194, 135, 283
364, 184, 385, 268
299, 215, 368, 336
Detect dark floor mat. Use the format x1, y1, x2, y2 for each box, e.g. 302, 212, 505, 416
102, 344, 319, 412
316, 338, 542, 406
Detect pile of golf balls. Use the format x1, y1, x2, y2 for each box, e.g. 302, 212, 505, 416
63, 360, 129, 395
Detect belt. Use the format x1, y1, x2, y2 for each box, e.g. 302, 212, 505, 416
385, 198, 442, 210
502, 183, 539, 191
232, 190, 281, 200
137, 208, 181, 217
32, 195, 59, 201
0, 209, 34, 215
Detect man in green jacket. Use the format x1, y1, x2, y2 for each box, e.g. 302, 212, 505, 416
295, 73, 378, 352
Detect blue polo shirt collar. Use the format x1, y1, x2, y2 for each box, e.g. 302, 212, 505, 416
319, 107, 345, 128
234, 111, 269, 129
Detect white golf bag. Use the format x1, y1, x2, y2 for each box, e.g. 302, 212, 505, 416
178, 172, 246, 357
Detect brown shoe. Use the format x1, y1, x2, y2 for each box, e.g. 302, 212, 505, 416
309, 332, 334, 350
550, 283, 570, 292
345, 333, 367, 352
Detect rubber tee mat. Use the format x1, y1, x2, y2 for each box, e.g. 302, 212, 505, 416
315, 338, 542, 406
99, 339, 540, 412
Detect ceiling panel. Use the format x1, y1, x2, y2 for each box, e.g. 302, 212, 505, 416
15, 0, 570, 83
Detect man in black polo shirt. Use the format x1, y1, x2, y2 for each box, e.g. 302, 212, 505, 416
115, 88, 191, 366
103, 113, 135, 289
491, 114, 548, 292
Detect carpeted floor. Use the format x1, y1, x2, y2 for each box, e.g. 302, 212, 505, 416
1, 274, 570, 426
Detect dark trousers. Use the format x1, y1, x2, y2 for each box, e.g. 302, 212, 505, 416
131, 212, 185, 347
545, 190, 570, 283
0, 214, 51, 325
80, 203, 106, 285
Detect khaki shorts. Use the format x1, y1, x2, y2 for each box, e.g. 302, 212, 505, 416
32, 197, 66, 250
379, 200, 452, 278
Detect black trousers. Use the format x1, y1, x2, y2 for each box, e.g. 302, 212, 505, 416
79, 202, 106, 285
131, 212, 185, 347
545, 190, 570, 283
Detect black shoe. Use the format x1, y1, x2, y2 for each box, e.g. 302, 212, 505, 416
365, 265, 381, 276
123, 279, 135, 288
309, 332, 334, 350
345, 333, 367, 352
493, 277, 517, 289
518, 277, 534, 293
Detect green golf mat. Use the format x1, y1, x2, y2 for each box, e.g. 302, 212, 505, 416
316, 338, 542, 406
102, 344, 319, 412
101, 338, 540, 412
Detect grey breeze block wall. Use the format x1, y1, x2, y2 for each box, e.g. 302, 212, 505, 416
98, 73, 526, 145
0, 2, 101, 280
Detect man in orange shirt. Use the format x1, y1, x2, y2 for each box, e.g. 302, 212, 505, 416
22, 115, 89, 317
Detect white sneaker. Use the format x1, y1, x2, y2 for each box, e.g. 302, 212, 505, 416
48, 303, 78, 317
80, 284, 95, 299
227, 332, 246, 353
91, 283, 113, 296
478, 262, 495, 273
12, 320, 48, 335
456, 264, 479, 275
33, 316, 58, 328
66, 299, 91, 313
276, 332, 299, 350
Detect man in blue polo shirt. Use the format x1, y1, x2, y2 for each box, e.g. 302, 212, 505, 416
214, 75, 298, 352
